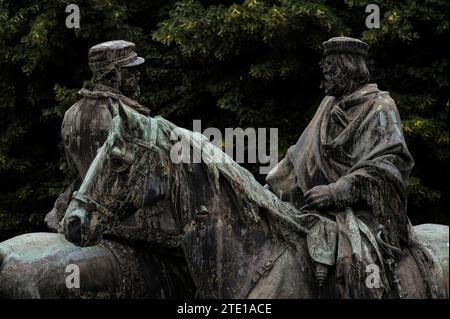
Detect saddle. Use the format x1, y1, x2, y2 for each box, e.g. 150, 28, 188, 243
304, 209, 447, 298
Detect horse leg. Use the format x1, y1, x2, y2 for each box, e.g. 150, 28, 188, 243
247, 245, 316, 299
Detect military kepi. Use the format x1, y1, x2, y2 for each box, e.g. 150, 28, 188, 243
88, 40, 145, 72
322, 36, 369, 57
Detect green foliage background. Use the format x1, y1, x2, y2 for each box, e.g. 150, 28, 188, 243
0, 0, 448, 241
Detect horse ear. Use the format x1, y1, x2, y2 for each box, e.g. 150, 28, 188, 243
118, 99, 135, 130
107, 98, 119, 118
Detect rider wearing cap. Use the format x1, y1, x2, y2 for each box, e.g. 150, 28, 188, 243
44, 40, 194, 298
45, 40, 149, 231
266, 37, 438, 298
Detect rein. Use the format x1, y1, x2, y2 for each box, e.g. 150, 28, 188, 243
243, 244, 290, 298
72, 190, 119, 225
72, 117, 161, 225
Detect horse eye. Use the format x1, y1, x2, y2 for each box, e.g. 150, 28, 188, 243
110, 156, 128, 172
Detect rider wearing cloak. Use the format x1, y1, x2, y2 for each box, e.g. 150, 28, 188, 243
45, 40, 148, 232
266, 37, 437, 298
44, 40, 193, 298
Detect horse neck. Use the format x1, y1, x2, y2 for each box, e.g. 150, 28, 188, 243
153, 119, 314, 297
176, 163, 292, 298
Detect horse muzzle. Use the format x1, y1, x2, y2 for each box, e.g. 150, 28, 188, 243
64, 215, 83, 246
64, 203, 102, 247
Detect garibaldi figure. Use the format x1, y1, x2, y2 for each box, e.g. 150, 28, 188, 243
266, 37, 438, 298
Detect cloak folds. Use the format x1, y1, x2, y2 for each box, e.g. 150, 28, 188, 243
266, 83, 417, 298
45, 85, 150, 233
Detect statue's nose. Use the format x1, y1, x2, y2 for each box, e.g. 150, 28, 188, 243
65, 216, 82, 246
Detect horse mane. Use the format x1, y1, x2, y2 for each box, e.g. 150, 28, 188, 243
153, 116, 311, 241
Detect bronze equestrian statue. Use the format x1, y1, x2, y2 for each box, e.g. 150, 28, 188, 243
0, 41, 194, 298
265, 37, 447, 298
61, 53, 448, 296
0, 38, 448, 298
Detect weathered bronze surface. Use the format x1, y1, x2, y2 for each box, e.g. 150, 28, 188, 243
265, 36, 446, 298
0, 38, 448, 299
62, 98, 448, 298
0, 232, 189, 298
0, 40, 194, 299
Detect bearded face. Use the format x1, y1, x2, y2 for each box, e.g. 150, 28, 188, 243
322, 53, 370, 97
120, 67, 141, 99
323, 55, 347, 97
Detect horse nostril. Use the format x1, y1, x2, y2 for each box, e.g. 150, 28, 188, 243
67, 217, 82, 245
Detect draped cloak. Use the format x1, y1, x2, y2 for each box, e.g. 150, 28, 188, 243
44, 84, 149, 233
266, 83, 417, 298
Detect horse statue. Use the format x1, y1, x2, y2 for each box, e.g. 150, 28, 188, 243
0, 230, 192, 298
61, 100, 448, 298
0, 197, 195, 298
0, 160, 194, 299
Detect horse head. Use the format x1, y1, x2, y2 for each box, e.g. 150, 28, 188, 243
63, 100, 175, 247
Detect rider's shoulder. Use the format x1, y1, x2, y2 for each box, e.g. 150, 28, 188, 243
62, 98, 84, 119
370, 90, 398, 113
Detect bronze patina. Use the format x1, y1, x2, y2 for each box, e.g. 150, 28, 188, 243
62, 97, 448, 298
0, 38, 448, 299
0, 40, 194, 299
265, 37, 446, 298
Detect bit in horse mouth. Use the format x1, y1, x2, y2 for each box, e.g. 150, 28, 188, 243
65, 215, 82, 246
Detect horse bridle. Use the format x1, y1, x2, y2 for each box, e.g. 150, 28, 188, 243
71, 116, 163, 227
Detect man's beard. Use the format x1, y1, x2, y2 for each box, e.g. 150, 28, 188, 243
324, 72, 348, 97
122, 81, 140, 100
130, 85, 140, 100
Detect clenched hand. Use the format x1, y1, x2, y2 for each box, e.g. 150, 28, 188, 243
301, 185, 335, 211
